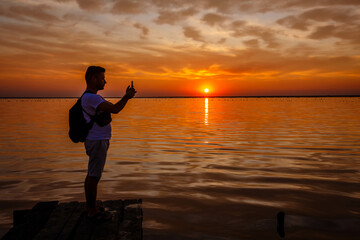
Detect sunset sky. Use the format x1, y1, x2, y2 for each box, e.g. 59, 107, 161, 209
0, 0, 359, 97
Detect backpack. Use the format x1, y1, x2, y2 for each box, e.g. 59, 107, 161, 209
68, 91, 94, 143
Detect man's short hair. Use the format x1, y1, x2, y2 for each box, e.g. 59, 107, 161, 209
85, 66, 105, 83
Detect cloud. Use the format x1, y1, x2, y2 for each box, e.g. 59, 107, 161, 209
237, 0, 360, 13
203, 0, 240, 13
231, 20, 247, 28
111, 0, 146, 14
230, 21, 280, 48
308, 24, 360, 45
183, 26, 204, 42
202, 13, 228, 27
133, 23, 149, 39
275, 6, 360, 45
0, 3, 59, 23
76, 0, 104, 11
155, 8, 198, 25
276, 15, 309, 31
243, 39, 259, 48
277, 7, 358, 31
0, 21, 65, 40
218, 38, 227, 44
281, 0, 360, 9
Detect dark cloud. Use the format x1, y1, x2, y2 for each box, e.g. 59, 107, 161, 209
203, 0, 240, 13
281, 0, 360, 8
76, 0, 104, 11
277, 7, 359, 31
0, 3, 59, 23
133, 23, 149, 39
243, 39, 259, 48
230, 21, 279, 48
276, 15, 309, 31
150, 0, 194, 9
155, 8, 198, 25
275, 6, 360, 45
231, 20, 247, 28
111, 0, 146, 14
308, 24, 360, 45
55, 0, 360, 15
218, 38, 226, 44
308, 25, 337, 39
183, 26, 204, 42
0, 21, 65, 40
238, 0, 360, 13
202, 13, 228, 27
301, 7, 355, 22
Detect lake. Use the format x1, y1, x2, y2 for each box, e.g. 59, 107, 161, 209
0, 97, 359, 239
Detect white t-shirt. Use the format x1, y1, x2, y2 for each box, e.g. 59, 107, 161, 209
81, 92, 111, 140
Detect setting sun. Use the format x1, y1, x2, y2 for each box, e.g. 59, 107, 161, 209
204, 88, 209, 93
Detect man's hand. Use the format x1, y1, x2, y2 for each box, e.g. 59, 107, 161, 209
124, 85, 136, 99
98, 85, 136, 114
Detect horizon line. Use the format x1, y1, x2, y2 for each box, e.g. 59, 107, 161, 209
0, 94, 359, 99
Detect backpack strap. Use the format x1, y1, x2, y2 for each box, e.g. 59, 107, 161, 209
81, 91, 96, 120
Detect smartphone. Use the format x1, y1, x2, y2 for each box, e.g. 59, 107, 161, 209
131, 81, 134, 88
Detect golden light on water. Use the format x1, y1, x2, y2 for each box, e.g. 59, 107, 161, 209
204, 98, 209, 125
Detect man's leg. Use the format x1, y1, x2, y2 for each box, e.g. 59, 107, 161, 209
84, 174, 100, 216
84, 139, 109, 216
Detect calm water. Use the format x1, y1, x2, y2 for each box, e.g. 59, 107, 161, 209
0, 97, 359, 239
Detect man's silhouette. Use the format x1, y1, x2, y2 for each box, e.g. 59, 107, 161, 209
82, 66, 136, 221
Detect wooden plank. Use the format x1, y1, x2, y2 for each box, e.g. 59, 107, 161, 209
71, 204, 96, 240
57, 202, 85, 240
90, 200, 123, 240
13, 210, 31, 227
123, 199, 142, 207
2, 201, 58, 240
33, 201, 79, 240
118, 202, 143, 240
2, 199, 142, 240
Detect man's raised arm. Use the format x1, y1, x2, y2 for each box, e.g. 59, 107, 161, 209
97, 86, 136, 114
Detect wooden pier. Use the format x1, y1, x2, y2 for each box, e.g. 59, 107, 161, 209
2, 199, 143, 240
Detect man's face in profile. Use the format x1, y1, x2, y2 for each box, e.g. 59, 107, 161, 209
95, 72, 106, 90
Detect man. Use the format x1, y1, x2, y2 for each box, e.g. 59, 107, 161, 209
82, 66, 136, 221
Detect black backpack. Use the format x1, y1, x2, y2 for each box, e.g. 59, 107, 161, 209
68, 91, 94, 143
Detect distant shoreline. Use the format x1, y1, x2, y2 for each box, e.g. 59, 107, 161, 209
0, 95, 359, 99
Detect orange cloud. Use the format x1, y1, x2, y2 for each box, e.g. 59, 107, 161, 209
76, 0, 104, 11
111, 0, 145, 14
155, 8, 198, 25
183, 26, 204, 42
202, 13, 228, 27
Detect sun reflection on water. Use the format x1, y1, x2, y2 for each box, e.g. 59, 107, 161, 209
204, 98, 208, 125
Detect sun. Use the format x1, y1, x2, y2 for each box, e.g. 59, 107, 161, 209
204, 88, 209, 93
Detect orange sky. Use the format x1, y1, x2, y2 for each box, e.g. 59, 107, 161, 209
0, 0, 359, 97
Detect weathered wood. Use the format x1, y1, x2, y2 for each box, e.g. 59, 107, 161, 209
118, 200, 143, 240
13, 210, 31, 227
71, 210, 95, 240
2, 201, 58, 240
58, 202, 87, 240
90, 200, 123, 240
123, 199, 142, 207
2, 199, 142, 240
33, 201, 79, 240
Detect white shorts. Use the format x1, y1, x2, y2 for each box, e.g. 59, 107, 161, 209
84, 139, 109, 178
